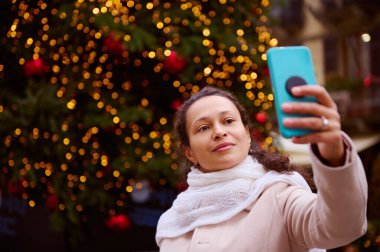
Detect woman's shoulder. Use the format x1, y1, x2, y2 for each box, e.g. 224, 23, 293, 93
261, 180, 316, 208
246, 180, 316, 218
266, 180, 313, 195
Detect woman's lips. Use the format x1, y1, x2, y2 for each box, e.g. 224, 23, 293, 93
212, 142, 234, 152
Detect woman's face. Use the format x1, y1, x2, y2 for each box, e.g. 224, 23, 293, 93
184, 95, 251, 172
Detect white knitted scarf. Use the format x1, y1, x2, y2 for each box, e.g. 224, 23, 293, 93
156, 155, 313, 246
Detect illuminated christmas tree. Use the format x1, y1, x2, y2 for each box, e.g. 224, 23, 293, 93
0, 0, 277, 249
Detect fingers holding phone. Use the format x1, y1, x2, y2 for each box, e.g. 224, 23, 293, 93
281, 85, 345, 166
267, 46, 345, 165
281, 85, 341, 135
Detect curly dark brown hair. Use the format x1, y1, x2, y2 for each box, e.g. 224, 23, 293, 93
174, 86, 312, 184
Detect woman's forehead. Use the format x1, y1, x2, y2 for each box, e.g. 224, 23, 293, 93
186, 95, 239, 121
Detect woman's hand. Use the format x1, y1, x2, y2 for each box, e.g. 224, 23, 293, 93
281, 85, 345, 166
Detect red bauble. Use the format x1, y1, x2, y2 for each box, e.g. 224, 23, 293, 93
262, 65, 270, 77
7, 180, 24, 196
45, 194, 59, 210
363, 75, 372, 87
251, 128, 262, 141
255, 111, 268, 124
252, 7, 262, 16
170, 98, 183, 110
24, 58, 49, 77
176, 180, 188, 192
104, 32, 124, 56
163, 51, 187, 75
105, 214, 132, 232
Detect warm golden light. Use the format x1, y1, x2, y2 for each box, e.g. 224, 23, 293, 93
0, 0, 278, 234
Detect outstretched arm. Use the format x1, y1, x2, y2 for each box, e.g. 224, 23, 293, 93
277, 134, 367, 249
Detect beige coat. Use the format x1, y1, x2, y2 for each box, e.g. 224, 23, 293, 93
159, 134, 368, 252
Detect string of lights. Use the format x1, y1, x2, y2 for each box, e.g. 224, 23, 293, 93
0, 0, 277, 245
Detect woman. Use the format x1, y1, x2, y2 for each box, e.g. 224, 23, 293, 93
156, 85, 367, 251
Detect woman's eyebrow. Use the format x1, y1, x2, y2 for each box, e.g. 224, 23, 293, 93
191, 110, 233, 126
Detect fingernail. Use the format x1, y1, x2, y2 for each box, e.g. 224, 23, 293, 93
292, 86, 301, 95
282, 103, 292, 111
283, 118, 294, 126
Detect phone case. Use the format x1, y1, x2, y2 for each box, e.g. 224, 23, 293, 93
267, 46, 317, 138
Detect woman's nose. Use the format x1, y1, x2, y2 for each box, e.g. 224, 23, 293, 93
212, 125, 227, 139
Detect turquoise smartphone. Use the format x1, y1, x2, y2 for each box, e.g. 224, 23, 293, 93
267, 46, 317, 138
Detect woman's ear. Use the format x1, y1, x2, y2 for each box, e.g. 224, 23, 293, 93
183, 146, 198, 165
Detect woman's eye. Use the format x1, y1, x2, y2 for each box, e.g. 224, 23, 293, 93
225, 118, 235, 124
197, 125, 209, 132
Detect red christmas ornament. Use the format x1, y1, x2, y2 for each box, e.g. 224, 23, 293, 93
255, 111, 268, 124
251, 128, 262, 141
262, 65, 270, 77
45, 194, 59, 210
363, 75, 372, 87
170, 98, 183, 110
163, 51, 187, 75
104, 32, 124, 56
24, 58, 49, 77
252, 7, 262, 16
105, 214, 132, 232
6, 180, 24, 196
176, 180, 188, 192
